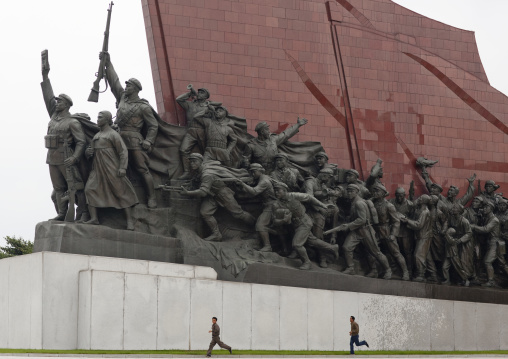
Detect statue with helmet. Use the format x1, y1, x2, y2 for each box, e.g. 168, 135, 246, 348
100, 51, 159, 209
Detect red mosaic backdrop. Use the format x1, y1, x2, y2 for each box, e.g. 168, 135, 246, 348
142, 0, 508, 196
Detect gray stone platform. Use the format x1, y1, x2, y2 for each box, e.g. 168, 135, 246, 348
34, 221, 183, 263
33, 221, 508, 306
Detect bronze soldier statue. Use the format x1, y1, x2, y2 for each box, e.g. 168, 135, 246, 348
326, 184, 392, 279
471, 201, 508, 287
303, 168, 342, 268
312, 151, 338, 176
338, 169, 370, 199
270, 182, 338, 270
194, 104, 237, 167
84, 111, 138, 230
243, 118, 308, 173
180, 154, 255, 242
101, 52, 159, 208
428, 194, 446, 282
370, 183, 409, 280
401, 195, 437, 282
234, 163, 276, 252
176, 85, 214, 179
269, 153, 304, 192
421, 170, 476, 214
464, 196, 485, 283
441, 203, 472, 286
40, 51, 88, 222
480, 180, 502, 205
389, 187, 415, 277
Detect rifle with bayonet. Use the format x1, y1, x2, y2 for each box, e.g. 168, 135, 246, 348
157, 185, 187, 192
63, 139, 76, 222
157, 176, 253, 192
88, 2, 114, 102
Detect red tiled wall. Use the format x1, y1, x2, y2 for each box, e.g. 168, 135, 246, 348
142, 0, 508, 197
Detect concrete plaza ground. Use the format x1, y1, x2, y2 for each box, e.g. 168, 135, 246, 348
1, 355, 508, 358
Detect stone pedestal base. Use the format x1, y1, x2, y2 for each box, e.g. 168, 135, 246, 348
34, 221, 182, 263
1, 252, 507, 351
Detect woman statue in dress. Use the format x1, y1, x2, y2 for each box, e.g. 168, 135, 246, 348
84, 111, 138, 230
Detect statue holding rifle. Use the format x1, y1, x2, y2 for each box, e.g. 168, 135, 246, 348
97, 53, 159, 208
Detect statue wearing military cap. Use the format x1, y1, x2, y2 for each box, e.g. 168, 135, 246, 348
389, 186, 415, 276
40, 50, 89, 222
271, 180, 338, 270
243, 117, 308, 173
311, 151, 339, 179
270, 152, 304, 192
235, 163, 276, 252
101, 51, 159, 208
125, 78, 142, 91
420, 164, 476, 212
471, 199, 508, 287
339, 170, 369, 199
495, 198, 508, 260
326, 181, 392, 279
481, 179, 502, 205
176, 84, 219, 179
193, 103, 237, 167
180, 154, 256, 242
303, 164, 342, 267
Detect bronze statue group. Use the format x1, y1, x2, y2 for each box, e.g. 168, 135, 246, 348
41, 50, 508, 288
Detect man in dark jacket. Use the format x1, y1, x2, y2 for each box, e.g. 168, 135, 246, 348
207, 317, 232, 357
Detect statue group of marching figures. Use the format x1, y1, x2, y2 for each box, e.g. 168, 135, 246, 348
41, 50, 508, 288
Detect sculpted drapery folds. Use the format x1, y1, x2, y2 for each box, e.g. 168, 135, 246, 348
102, 52, 159, 209
39, 47, 508, 287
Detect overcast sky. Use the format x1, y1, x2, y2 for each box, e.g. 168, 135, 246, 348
0, 0, 507, 245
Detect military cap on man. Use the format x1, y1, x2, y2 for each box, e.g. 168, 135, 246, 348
272, 181, 289, 190
314, 151, 329, 160
255, 122, 270, 132
55, 93, 73, 106
395, 187, 406, 194
188, 153, 204, 161
319, 168, 334, 175
274, 153, 288, 161
125, 78, 142, 91
345, 169, 359, 178
197, 88, 210, 98
249, 163, 265, 171
483, 201, 496, 210
485, 180, 500, 190
215, 105, 228, 116
419, 194, 431, 204
430, 183, 443, 192
371, 183, 389, 196
497, 197, 508, 205
347, 184, 360, 192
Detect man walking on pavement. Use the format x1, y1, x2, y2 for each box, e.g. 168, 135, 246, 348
349, 316, 369, 355
207, 317, 232, 357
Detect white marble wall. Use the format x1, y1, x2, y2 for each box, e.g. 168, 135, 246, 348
0, 252, 216, 349
1, 251, 508, 351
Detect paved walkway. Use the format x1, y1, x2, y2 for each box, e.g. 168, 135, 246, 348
1, 355, 508, 359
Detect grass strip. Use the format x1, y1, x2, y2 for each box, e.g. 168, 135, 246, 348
0, 349, 508, 355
